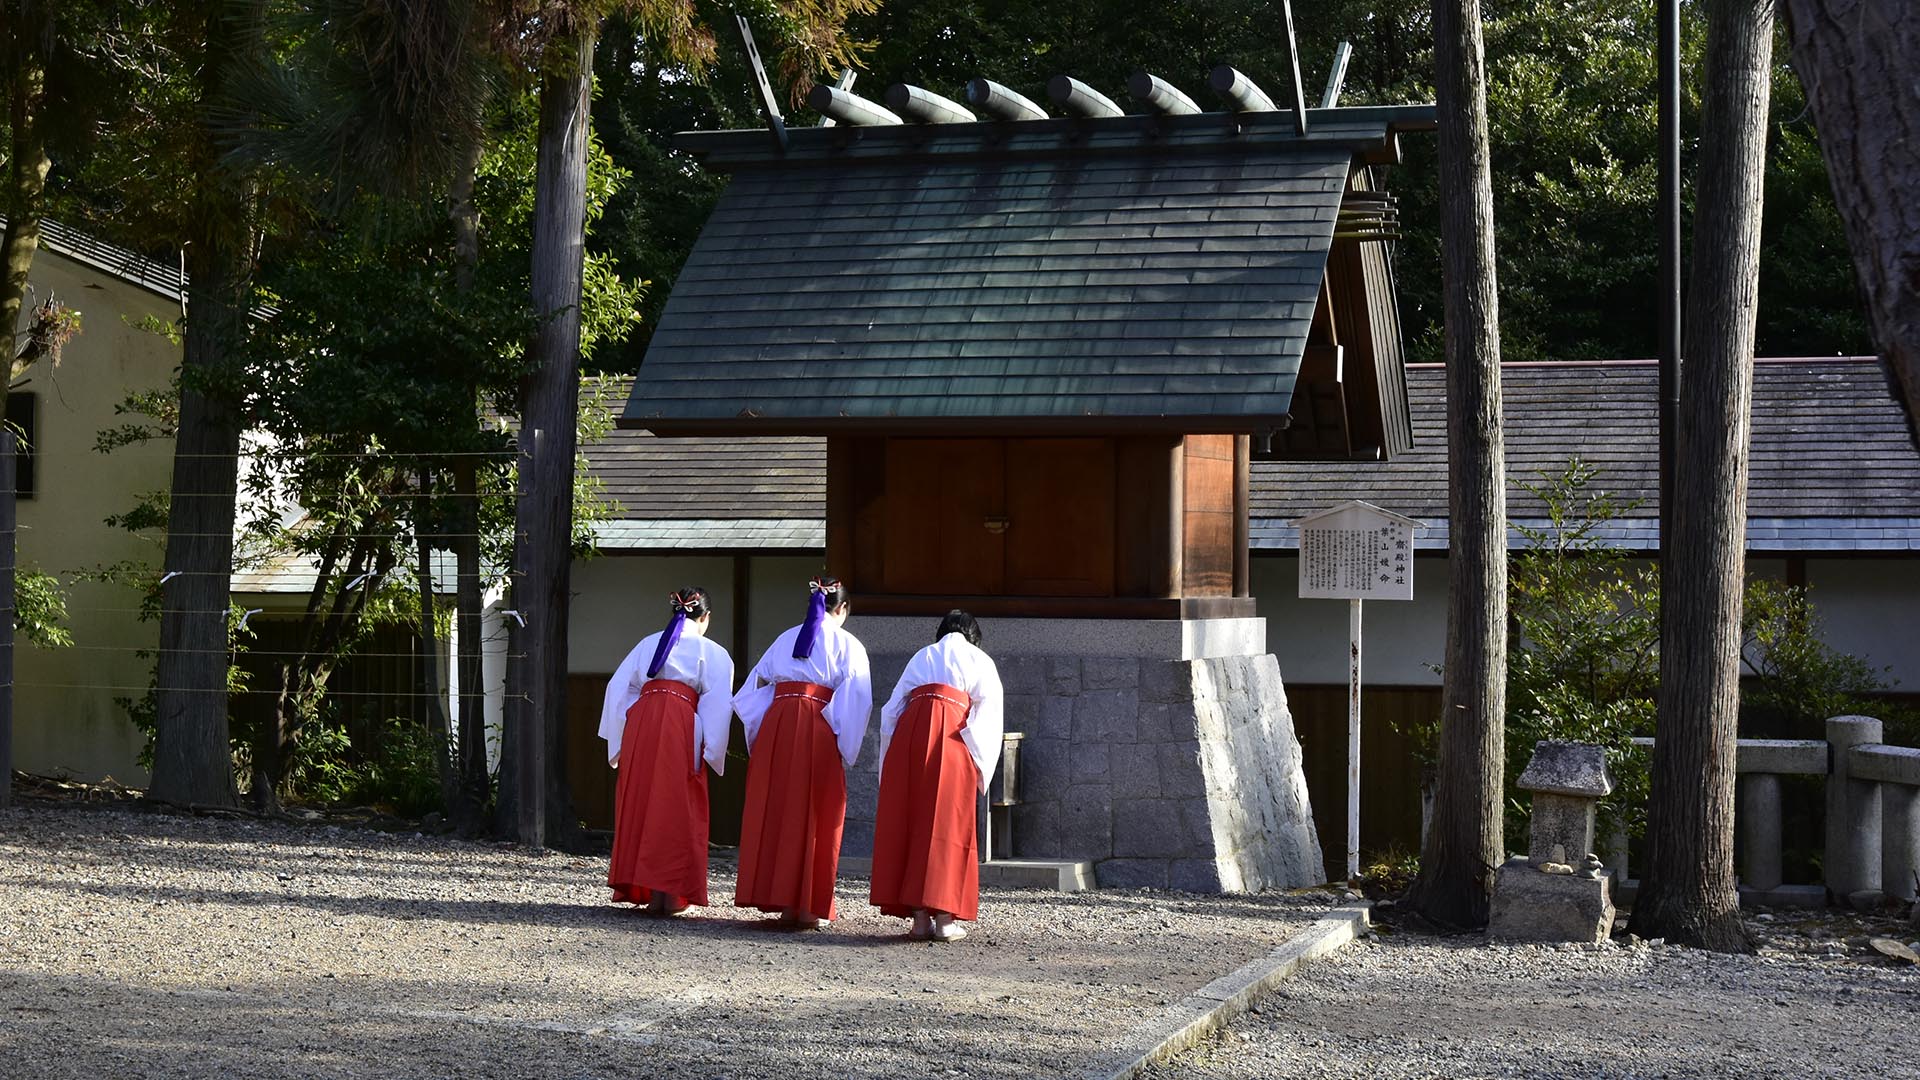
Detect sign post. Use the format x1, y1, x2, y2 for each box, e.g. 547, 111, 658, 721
1296, 500, 1420, 881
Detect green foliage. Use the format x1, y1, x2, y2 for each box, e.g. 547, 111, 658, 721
586, 26, 740, 370
573, 374, 623, 558
1502, 460, 1915, 850
1506, 459, 1659, 846
1740, 579, 1914, 740
15, 565, 73, 649
1355, 844, 1421, 898
281, 720, 358, 805
94, 383, 180, 456
285, 715, 445, 819
128, 82, 642, 805
476, 91, 647, 366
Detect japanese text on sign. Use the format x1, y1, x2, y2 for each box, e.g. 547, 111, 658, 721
1297, 503, 1415, 601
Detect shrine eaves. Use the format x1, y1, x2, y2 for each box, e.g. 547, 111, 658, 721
622, 66, 1436, 459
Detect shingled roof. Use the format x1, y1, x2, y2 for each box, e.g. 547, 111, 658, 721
585, 419, 823, 550
588, 357, 1920, 553
23, 218, 185, 303
621, 104, 1434, 436
1252, 357, 1920, 551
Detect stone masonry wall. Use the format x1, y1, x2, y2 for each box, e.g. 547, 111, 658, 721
843, 651, 1323, 894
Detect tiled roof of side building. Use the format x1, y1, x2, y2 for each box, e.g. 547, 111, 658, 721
1252, 357, 1920, 551
589, 359, 1920, 553
587, 380, 823, 548
25, 218, 185, 302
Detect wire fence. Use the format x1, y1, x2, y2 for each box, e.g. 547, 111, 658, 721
0, 439, 581, 806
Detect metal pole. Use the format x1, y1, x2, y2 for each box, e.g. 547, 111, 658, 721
1347, 597, 1362, 881
734, 15, 789, 154
1278, 0, 1310, 135
0, 429, 14, 809
1320, 40, 1353, 110
1657, 0, 1681, 561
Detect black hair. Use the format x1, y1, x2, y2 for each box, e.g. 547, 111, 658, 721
670, 586, 711, 620
936, 609, 981, 647
813, 576, 849, 613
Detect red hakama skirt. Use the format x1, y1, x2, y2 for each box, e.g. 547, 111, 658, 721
735, 681, 846, 921
870, 683, 982, 921
607, 679, 710, 908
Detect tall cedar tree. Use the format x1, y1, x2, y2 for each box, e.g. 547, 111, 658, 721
499, 0, 877, 846
1780, 0, 1920, 436
1630, 0, 1772, 953
506, 20, 596, 845
1402, 0, 1507, 928
149, 1, 265, 808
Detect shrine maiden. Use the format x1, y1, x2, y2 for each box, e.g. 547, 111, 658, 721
869, 611, 1003, 941
598, 587, 735, 915
731, 577, 873, 928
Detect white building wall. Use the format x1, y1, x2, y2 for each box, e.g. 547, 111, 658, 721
745, 555, 831, 663
1252, 554, 1450, 686
563, 553, 822, 675
1256, 552, 1920, 692
1800, 559, 1920, 691
13, 250, 180, 783
567, 554, 737, 673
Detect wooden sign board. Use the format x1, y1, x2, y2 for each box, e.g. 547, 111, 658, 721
1296, 500, 1419, 602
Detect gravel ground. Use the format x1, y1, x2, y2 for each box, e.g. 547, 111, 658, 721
0, 804, 1333, 1080
1148, 914, 1920, 1080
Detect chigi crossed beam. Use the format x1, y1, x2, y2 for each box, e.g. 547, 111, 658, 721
733, 4, 1347, 139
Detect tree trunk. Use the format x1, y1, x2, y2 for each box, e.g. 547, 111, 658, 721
3, 2, 51, 380
1780, 0, 1920, 436
146, 0, 265, 809
1403, 0, 1508, 930
501, 25, 595, 846
148, 241, 247, 807
1631, 0, 1771, 954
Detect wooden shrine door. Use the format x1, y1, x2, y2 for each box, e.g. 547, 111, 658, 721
878, 437, 1115, 598
1004, 438, 1114, 596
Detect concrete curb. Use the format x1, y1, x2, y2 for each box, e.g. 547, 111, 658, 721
1074, 903, 1373, 1080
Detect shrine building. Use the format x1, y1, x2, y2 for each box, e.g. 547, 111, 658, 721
621, 67, 1436, 891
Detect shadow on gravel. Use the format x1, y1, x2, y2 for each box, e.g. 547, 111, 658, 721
19, 880, 657, 928
0, 958, 1109, 1080
22, 875, 1304, 956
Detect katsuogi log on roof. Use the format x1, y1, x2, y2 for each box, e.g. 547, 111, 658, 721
622, 72, 1434, 442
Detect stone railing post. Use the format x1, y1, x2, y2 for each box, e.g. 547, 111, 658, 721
1738, 772, 1783, 892
1886, 782, 1919, 902
1824, 716, 1884, 900
1603, 820, 1630, 881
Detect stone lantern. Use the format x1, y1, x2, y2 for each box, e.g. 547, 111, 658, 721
1518, 741, 1614, 867
1487, 741, 1617, 944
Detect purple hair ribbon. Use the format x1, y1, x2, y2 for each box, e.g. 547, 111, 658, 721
647, 591, 694, 678
792, 579, 834, 660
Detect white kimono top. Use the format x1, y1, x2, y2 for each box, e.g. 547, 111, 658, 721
878, 633, 1005, 794
597, 631, 736, 775
731, 623, 873, 768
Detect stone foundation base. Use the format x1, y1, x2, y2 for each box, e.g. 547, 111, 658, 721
843, 641, 1323, 894
1487, 861, 1616, 944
